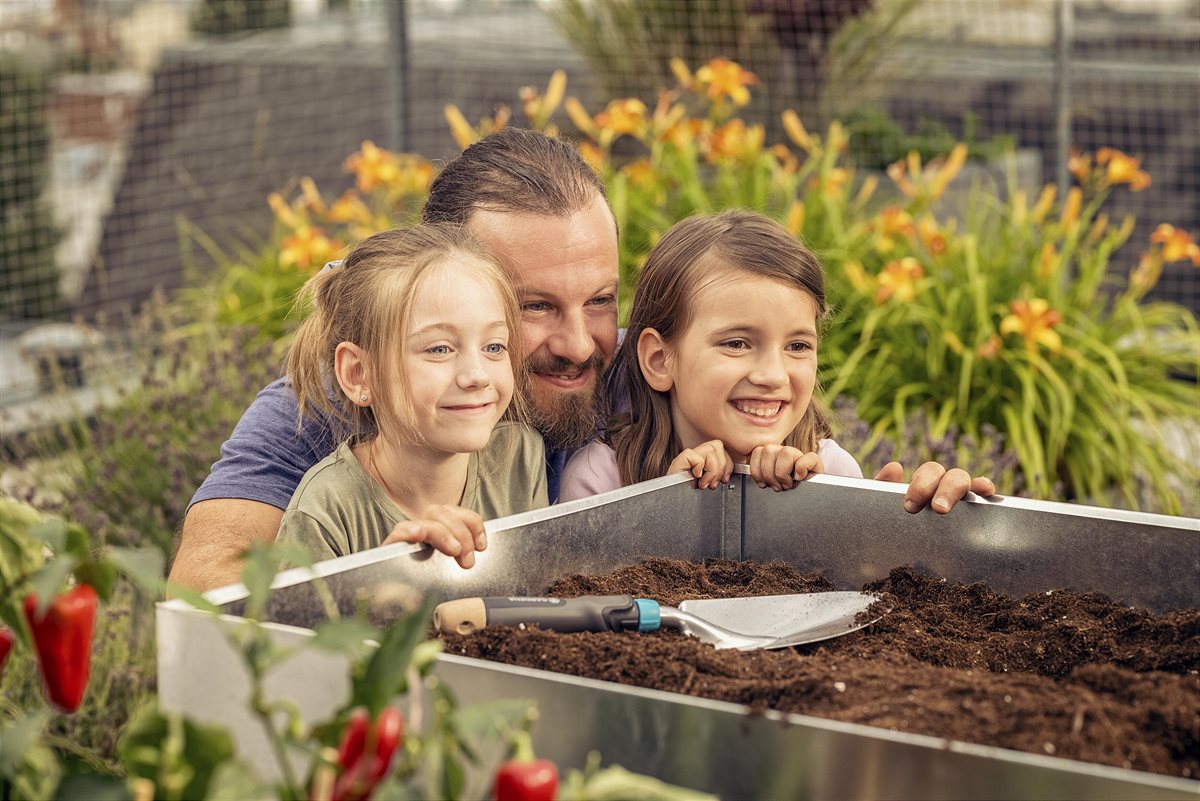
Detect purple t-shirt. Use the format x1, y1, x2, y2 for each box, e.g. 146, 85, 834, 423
189, 377, 572, 509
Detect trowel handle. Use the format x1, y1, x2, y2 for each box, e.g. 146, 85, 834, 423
433, 595, 663, 636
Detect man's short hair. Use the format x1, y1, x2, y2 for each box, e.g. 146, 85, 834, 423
422, 127, 607, 224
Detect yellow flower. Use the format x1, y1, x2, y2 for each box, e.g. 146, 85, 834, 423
1087, 212, 1109, 243
669, 57, 694, 89
917, 215, 947, 255
268, 192, 302, 229
875, 257, 924, 305
1059, 186, 1082, 229
1067, 149, 1091, 184
392, 155, 435, 196
620, 159, 657, 190
1130, 251, 1163, 294
1150, 224, 1200, 265
1037, 243, 1059, 280
565, 97, 598, 139
299, 177, 326, 215
595, 98, 647, 138
443, 105, 477, 150
659, 116, 705, 151
344, 141, 401, 193
770, 144, 799, 175
1000, 298, 1063, 353
809, 167, 849, 199
844, 261, 872, 294
695, 57, 758, 107
519, 70, 567, 128
327, 191, 372, 226
1030, 184, 1057, 223
279, 226, 341, 271
872, 207, 914, 254
929, 143, 968, 199
781, 109, 814, 153
703, 119, 763, 162
1096, 147, 1151, 191
853, 174, 879, 207
886, 159, 916, 199
785, 200, 805, 236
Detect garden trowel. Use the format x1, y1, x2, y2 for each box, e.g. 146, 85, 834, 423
434, 591, 887, 651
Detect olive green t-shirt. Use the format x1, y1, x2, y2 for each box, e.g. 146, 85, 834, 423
275, 421, 547, 563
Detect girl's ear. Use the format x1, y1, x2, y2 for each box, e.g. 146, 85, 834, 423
637, 327, 675, 392
334, 342, 371, 406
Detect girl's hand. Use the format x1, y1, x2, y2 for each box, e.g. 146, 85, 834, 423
382, 505, 487, 569
668, 440, 734, 490
874, 461, 997, 514
749, 445, 824, 491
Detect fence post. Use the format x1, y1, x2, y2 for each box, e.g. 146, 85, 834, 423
1053, 0, 1074, 196
386, 0, 410, 152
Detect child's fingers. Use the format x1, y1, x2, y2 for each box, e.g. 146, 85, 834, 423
433, 505, 488, 551
382, 520, 463, 560
421, 506, 485, 567
698, 447, 728, 490
750, 445, 788, 490
791, 452, 825, 482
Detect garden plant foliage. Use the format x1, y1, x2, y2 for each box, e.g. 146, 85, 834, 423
221, 61, 1197, 512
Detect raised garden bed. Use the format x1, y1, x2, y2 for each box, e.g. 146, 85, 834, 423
442, 557, 1200, 779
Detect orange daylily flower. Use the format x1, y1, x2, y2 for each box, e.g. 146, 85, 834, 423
770, 143, 800, 175
1000, 298, 1063, 353
279, 226, 341, 271
1060, 187, 1082, 229
809, 167, 850, 199
703, 119, 763, 162
1130, 252, 1163, 294
1096, 147, 1151, 191
928, 143, 968, 199
620, 159, 657, 190
695, 57, 758, 107
1150, 224, 1200, 265
344, 141, 401, 193
1037, 243, 1060, 280
781, 109, 814, 153
917, 215, 947, 255
875, 257, 924, 304
565, 97, 598, 138
669, 57, 695, 90
844, 261, 872, 294
519, 70, 566, 127
1067, 149, 1091, 184
327, 191, 372, 226
1030, 185, 1057, 223
886, 159, 916, 199
268, 192, 302, 229
595, 98, 647, 138
785, 200, 805, 237
660, 117, 706, 151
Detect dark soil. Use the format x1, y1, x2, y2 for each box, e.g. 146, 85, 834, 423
441, 558, 1200, 778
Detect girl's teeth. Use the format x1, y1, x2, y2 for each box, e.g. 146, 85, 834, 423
734, 402, 781, 417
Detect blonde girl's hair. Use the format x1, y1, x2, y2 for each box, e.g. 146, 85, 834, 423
607, 209, 833, 486
286, 224, 527, 447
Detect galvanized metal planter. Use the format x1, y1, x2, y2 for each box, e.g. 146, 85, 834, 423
157, 471, 1200, 800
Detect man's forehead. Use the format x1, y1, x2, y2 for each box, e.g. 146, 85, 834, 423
466, 200, 618, 283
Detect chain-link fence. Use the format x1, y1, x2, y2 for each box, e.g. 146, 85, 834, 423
1, 0, 1197, 420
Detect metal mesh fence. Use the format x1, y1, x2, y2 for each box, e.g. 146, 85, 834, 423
1, 0, 1197, 416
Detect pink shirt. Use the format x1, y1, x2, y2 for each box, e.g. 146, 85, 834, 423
559, 438, 863, 502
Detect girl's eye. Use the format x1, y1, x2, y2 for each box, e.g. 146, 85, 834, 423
787, 341, 815, 352
426, 344, 452, 356
522, 301, 552, 313
721, 339, 750, 350
484, 342, 508, 355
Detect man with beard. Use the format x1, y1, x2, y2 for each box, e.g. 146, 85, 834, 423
170, 128, 992, 592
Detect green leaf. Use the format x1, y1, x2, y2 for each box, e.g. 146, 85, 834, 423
163, 582, 223, 615
118, 701, 237, 801
351, 597, 436, 716
73, 558, 119, 602
206, 759, 274, 801
0, 710, 50, 776
240, 544, 279, 621
28, 519, 67, 553
108, 547, 166, 597
27, 555, 81, 618
311, 619, 379, 653
440, 749, 465, 801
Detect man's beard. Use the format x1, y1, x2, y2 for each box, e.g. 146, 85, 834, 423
521, 352, 607, 452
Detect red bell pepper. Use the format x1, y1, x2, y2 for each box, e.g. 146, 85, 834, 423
0, 627, 14, 679
23, 584, 98, 712
331, 706, 404, 801
493, 758, 559, 801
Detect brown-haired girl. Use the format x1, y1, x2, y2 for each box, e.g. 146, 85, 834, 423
560, 209, 861, 500
276, 224, 547, 566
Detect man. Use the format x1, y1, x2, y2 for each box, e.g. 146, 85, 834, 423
170, 128, 992, 592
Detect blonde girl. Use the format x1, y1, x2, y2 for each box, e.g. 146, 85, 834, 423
560, 209, 861, 500
277, 224, 547, 567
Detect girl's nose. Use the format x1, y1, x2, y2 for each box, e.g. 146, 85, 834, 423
456, 353, 491, 389
747, 352, 787, 387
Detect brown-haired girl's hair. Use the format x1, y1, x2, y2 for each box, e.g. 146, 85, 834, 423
606, 209, 833, 485
286, 224, 527, 447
